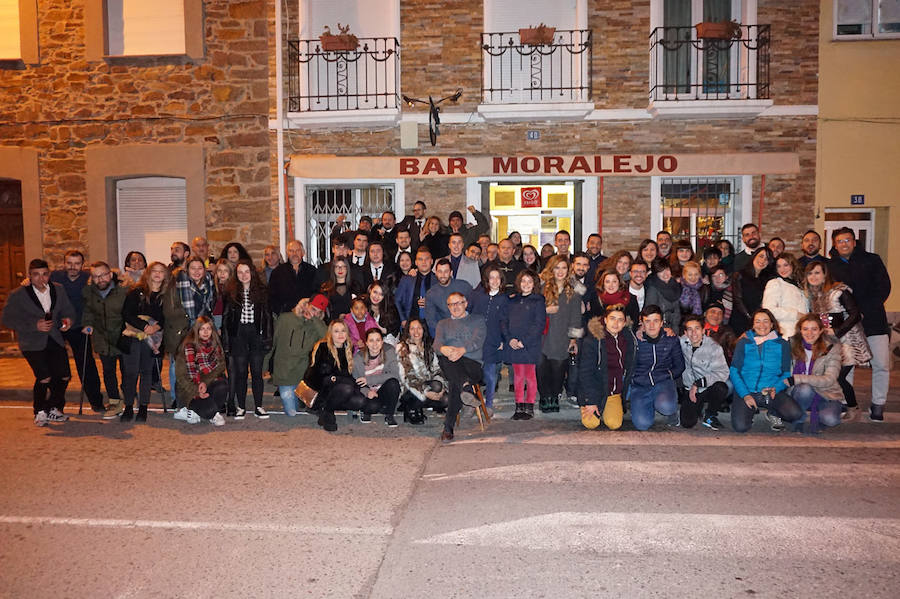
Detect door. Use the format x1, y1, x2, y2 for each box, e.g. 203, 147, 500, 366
484, 181, 581, 251
824, 209, 875, 255
0, 179, 25, 341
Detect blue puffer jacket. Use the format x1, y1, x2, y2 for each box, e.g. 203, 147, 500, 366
503, 292, 546, 365
730, 331, 792, 398
467, 285, 510, 364
630, 333, 685, 388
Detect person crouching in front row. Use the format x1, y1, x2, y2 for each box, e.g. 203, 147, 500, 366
174, 316, 228, 426
577, 304, 636, 431
627, 304, 685, 431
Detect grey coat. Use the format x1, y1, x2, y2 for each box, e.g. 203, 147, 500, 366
541, 285, 584, 360
352, 344, 400, 395
1, 283, 75, 351
679, 335, 730, 391
791, 339, 844, 401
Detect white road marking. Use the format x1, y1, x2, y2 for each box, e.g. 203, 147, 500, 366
415, 512, 900, 559
0, 515, 392, 536
423, 460, 900, 485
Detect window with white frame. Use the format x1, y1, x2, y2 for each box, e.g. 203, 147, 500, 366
304, 184, 395, 265
835, 0, 900, 38
481, 0, 590, 104
106, 0, 186, 56
116, 177, 187, 266
656, 176, 744, 251
0, 0, 21, 59
292, 0, 400, 112
650, 0, 767, 101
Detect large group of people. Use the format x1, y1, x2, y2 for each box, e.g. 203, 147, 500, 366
1, 201, 893, 440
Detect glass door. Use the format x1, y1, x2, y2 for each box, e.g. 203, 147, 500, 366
487, 182, 578, 250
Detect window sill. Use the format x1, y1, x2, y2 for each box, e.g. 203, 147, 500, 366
648, 99, 774, 119
477, 102, 595, 122
284, 108, 401, 129
103, 54, 197, 66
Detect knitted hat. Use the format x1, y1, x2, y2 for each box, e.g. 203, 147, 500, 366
448, 210, 463, 222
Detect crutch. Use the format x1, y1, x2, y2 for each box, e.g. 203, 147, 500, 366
77, 331, 91, 415
154, 356, 168, 413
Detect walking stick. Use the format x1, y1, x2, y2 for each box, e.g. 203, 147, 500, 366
77, 334, 90, 415
155, 357, 168, 413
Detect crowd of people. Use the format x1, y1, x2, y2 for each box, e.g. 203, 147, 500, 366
1, 200, 893, 440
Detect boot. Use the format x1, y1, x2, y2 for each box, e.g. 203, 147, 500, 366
548, 395, 560, 413
135, 404, 148, 422
522, 403, 534, 420
538, 396, 549, 413
120, 404, 134, 422
512, 403, 525, 420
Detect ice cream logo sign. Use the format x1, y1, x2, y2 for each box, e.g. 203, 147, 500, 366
520, 187, 542, 208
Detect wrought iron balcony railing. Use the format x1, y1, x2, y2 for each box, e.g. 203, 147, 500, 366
287, 37, 399, 112
649, 24, 770, 101
481, 29, 592, 104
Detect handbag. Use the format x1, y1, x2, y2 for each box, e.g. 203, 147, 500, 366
840, 322, 872, 366
294, 380, 319, 409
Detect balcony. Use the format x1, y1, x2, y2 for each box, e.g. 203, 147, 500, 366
287, 37, 400, 127
648, 24, 772, 119
478, 29, 593, 122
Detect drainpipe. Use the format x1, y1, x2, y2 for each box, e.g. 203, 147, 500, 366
275, 0, 287, 253
759, 174, 766, 235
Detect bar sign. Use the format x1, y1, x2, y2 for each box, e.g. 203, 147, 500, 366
851, 194, 865, 205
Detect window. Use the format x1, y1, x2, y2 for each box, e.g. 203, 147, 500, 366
657, 177, 744, 251
0, 0, 38, 63
304, 184, 395, 265
481, 0, 591, 104
116, 177, 188, 265
835, 0, 900, 38
0, 0, 21, 59
106, 0, 185, 56
290, 0, 400, 112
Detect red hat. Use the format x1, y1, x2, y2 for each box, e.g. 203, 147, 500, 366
310, 294, 329, 312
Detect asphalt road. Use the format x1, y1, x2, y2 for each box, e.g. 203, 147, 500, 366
1, 394, 898, 599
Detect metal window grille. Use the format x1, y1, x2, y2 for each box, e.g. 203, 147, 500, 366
305, 184, 395, 266
660, 177, 740, 251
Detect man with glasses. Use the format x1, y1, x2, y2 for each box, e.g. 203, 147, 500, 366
434, 292, 486, 442
828, 227, 892, 421
82, 261, 130, 419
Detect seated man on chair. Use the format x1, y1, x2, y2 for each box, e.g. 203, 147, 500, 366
434, 292, 486, 442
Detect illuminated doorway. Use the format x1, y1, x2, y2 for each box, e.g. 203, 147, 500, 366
483, 181, 582, 251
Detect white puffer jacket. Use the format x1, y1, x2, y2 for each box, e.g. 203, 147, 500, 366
762, 277, 809, 339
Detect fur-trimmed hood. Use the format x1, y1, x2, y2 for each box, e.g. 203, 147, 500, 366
587, 315, 606, 340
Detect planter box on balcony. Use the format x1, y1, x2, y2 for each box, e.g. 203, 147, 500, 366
518, 25, 556, 45
319, 34, 359, 51
695, 21, 741, 40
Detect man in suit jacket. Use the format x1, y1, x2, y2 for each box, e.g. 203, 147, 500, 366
1, 259, 76, 425
398, 200, 428, 252
395, 247, 437, 327
374, 210, 400, 259
350, 240, 400, 296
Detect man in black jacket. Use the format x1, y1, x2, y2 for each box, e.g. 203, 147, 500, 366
350, 240, 400, 296
268, 240, 317, 314
828, 227, 892, 421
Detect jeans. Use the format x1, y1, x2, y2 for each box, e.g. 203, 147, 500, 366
22, 339, 71, 414
730, 390, 803, 433
98, 354, 124, 400
789, 383, 843, 429
481, 362, 500, 408
628, 379, 678, 431
867, 334, 890, 407
229, 323, 265, 410
168, 357, 177, 402
122, 338, 156, 408
278, 385, 300, 416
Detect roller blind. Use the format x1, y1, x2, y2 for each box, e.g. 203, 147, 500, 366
306, 0, 394, 38
107, 0, 186, 56
485, 0, 576, 31
0, 0, 21, 59
116, 177, 187, 266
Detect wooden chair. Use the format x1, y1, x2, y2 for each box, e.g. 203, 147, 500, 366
456, 384, 491, 432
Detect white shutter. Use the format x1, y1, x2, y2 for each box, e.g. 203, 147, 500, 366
0, 0, 21, 59
116, 177, 187, 266
107, 0, 186, 56
485, 0, 576, 31
306, 0, 395, 38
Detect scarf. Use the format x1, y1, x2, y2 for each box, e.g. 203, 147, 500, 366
600, 288, 631, 307
680, 279, 703, 315
792, 341, 822, 433
711, 281, 734, 323
654, 278, 682, 303
753, 330, 778, 345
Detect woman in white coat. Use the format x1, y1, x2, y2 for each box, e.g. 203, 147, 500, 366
762, 253, 809, 339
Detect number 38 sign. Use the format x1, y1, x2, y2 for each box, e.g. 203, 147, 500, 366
521, 187, 542, 208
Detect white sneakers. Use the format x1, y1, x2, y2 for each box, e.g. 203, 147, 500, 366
48, 408, 69, 422
210, 413, 225, 427
173, 407, 201, 424
34, 411, 49, 426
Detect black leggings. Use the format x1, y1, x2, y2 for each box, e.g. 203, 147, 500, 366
400, 390, 448, 411
229, 323, 264, 410
537, 355, 568, 399
838, 365, 857, 408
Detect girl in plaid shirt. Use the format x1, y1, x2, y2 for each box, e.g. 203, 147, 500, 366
175, 316, 228, 426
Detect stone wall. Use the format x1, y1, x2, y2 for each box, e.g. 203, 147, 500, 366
0, 0, 272, 264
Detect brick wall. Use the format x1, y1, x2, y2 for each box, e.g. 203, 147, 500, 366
0, 0, 272, 264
